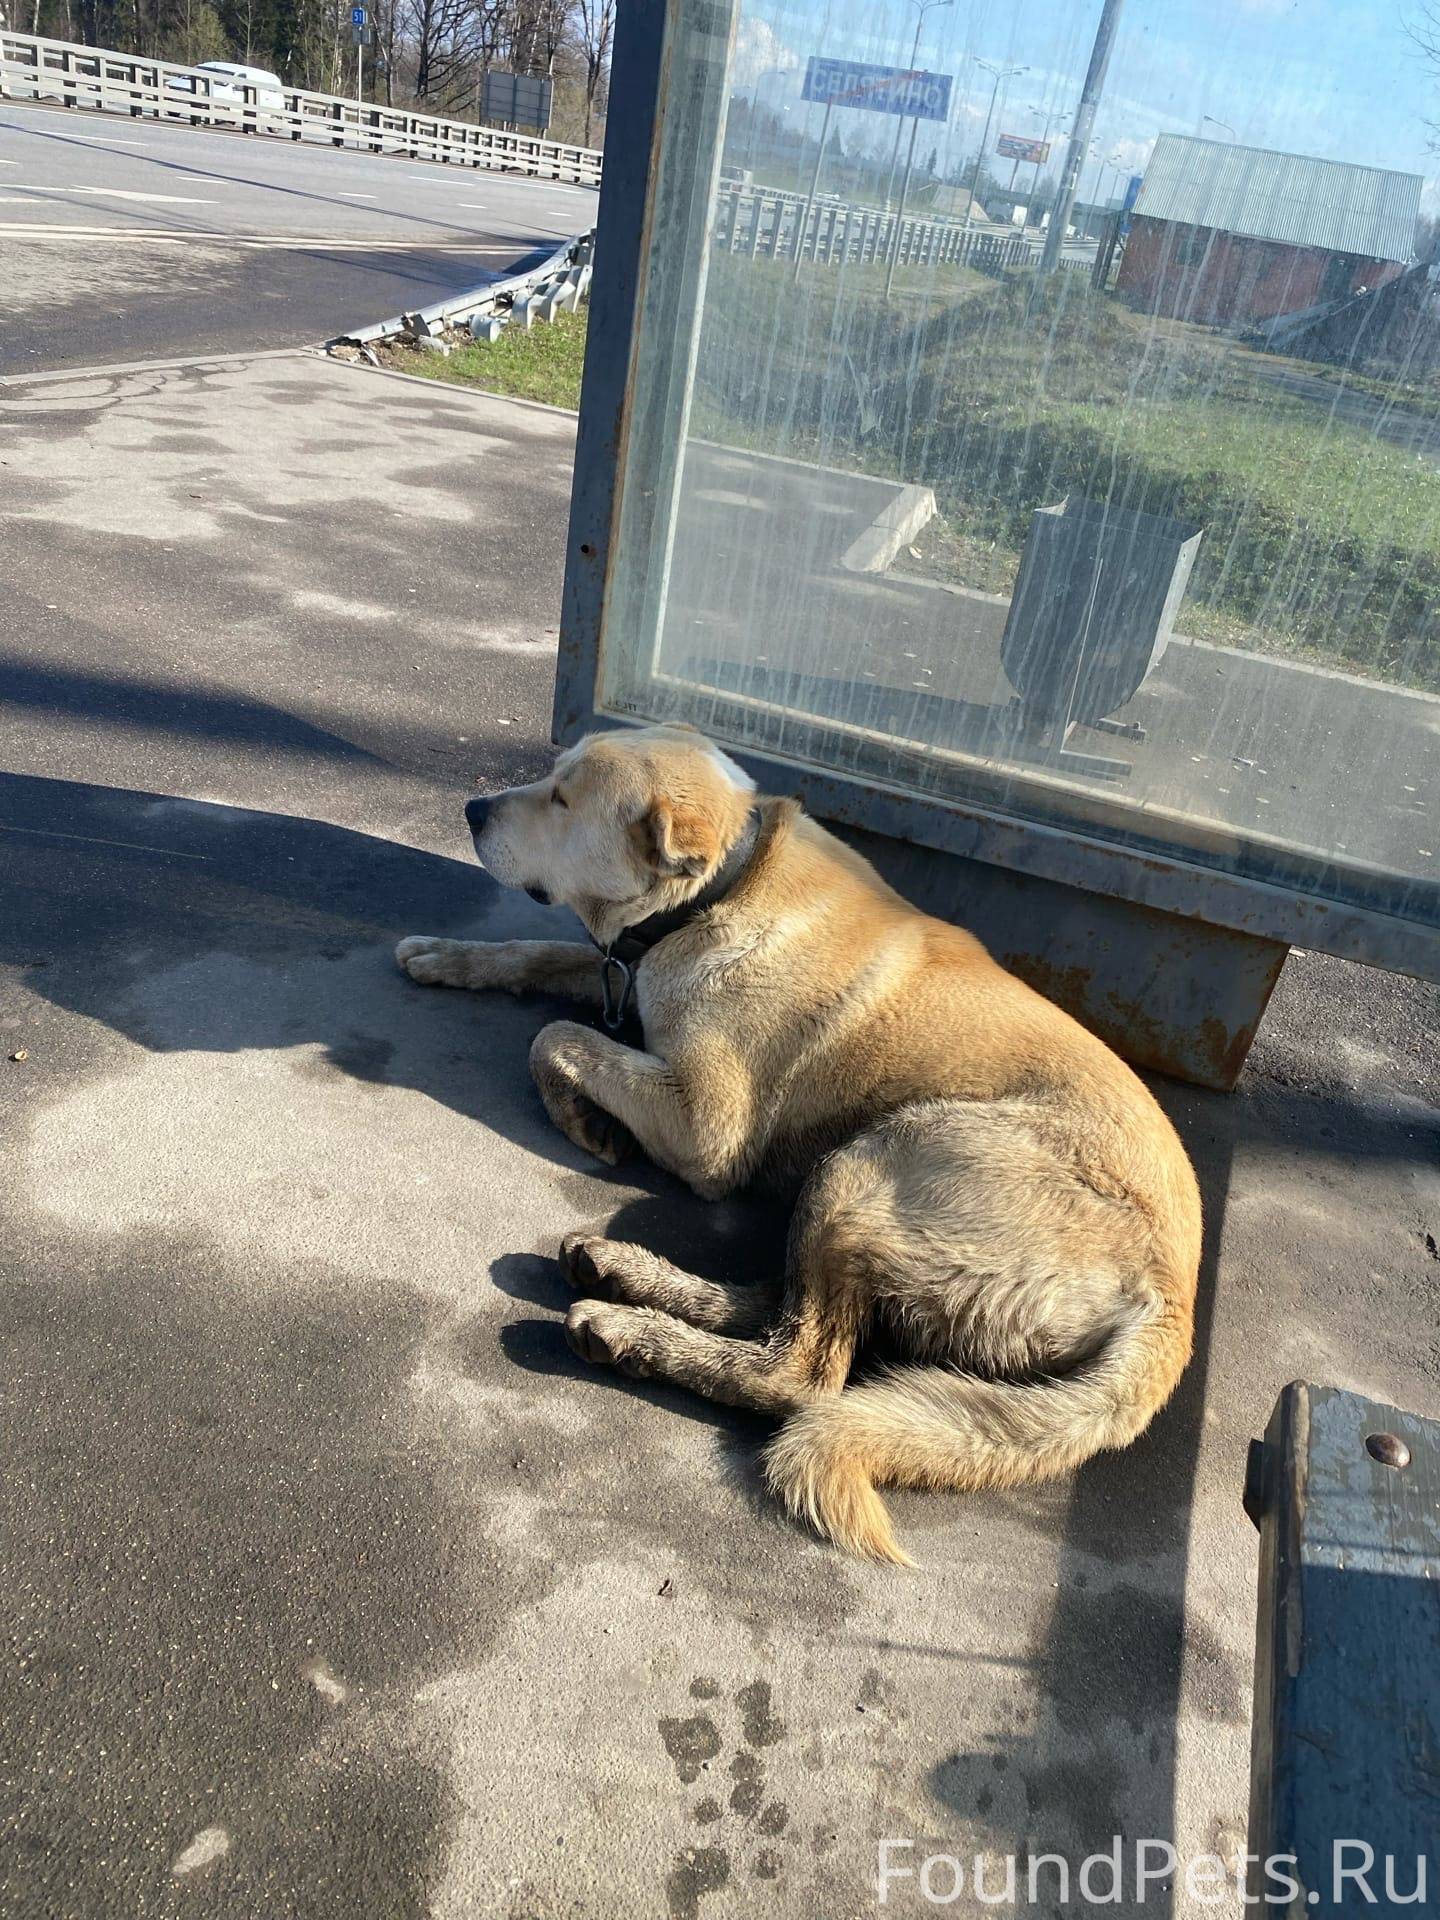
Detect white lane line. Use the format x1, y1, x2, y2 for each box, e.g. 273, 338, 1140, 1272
0, 223, 520, 250
339, 191, 377, 198
0, 186, 216, 202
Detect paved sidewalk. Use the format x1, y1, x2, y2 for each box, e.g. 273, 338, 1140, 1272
1, 351, 1438, 1919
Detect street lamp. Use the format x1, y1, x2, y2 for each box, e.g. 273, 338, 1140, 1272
883, 0, 954, 208
962, 56, 1028, 234
739, 65, 800, 170
1202, 115, 1237, 141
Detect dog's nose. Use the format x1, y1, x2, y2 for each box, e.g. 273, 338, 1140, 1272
465, 794, 492, 834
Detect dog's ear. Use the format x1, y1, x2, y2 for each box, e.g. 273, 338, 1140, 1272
640, 798, 719, 879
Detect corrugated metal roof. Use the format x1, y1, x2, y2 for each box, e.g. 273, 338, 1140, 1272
1133, 134, 1422, 263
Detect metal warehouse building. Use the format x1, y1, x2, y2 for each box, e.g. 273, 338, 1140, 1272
1116, 133, 1423, 328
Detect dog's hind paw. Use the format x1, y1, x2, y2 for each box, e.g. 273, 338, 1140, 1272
559, 1234, 613, 1298
563, 1300, 655, 1379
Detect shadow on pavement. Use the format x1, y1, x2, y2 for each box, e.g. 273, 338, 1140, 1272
917, 1128, 1237, 1917
0, 652, 389, 767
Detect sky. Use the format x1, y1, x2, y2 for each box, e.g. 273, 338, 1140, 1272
733, 0, 1440, 209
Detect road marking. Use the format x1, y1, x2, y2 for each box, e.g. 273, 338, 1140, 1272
0, 222, 519, 251
339, 191, 376, 198
0, 186, 216, 202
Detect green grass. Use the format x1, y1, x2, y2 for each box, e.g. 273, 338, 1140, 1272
692, 259, 1440, 689
383, 305, 587, 410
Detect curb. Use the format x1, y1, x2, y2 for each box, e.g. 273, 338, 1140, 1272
840, 482, 937, 574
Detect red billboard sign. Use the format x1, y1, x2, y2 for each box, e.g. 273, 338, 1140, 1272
996, 133, 1050, 163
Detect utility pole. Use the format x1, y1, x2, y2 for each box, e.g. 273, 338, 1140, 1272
1031, 108, 1068, 228
884, 86, 926, 296
961, 56, 1026, 235
794, 96, 833, 283
1039, 0, 1125, 275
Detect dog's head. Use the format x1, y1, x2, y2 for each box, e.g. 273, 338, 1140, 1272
465, 725, 757, 937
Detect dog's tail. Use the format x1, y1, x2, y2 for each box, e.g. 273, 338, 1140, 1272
764, 1294, 1191, 1567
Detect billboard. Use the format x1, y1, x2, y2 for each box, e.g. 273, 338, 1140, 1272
481, 69, 553, 134
996, 133, 1050, 164
800, 56, 953, 123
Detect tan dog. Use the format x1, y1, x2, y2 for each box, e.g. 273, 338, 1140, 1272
397, 725, 1201, 1564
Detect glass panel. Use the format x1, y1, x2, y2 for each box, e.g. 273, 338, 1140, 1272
600, 0, 1440, 933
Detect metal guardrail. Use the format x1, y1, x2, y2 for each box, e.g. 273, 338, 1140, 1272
714, 184, 1075, 277
0, 30, 602, 185
330, 228, 594, 353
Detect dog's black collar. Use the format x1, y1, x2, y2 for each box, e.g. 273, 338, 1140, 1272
592, 809, 761, 1031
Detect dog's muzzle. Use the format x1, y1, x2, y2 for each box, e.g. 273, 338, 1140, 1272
464, 791, 550, 902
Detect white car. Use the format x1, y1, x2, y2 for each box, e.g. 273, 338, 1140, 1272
167, 61, 286, 113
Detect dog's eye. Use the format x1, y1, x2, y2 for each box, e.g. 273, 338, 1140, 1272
550, 788, 568, 808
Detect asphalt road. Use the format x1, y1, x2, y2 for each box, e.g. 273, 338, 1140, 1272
0, 98, 598, 371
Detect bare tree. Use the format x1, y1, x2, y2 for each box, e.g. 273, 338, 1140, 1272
573, 0, 611, 144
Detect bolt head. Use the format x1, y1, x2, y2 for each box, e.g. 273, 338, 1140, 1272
1365, 1432, 1412, 1469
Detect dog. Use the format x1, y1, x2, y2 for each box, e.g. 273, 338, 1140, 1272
396, 724, 1202, 1564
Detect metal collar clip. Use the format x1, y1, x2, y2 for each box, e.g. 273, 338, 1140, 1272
599, 949, 635, 1031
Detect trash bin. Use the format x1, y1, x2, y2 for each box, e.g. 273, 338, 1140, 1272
1000, 496, 1203, 731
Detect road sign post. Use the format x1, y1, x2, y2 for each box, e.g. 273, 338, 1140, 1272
997, 131, 1049, 200
351, 6, 366, 105
792, 97, 832, 282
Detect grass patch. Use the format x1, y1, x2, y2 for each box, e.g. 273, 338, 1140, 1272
693, 260, 1440, 690
380, 304, 587, 410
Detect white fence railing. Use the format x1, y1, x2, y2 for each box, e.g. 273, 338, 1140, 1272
714, 184, 1106, 281
0, 31, 602, 185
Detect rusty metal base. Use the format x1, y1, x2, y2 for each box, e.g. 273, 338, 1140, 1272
836, 822, 1288, 1090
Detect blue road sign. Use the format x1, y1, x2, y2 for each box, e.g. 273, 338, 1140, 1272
800, 56, 952, 123
351, 6, 366, 23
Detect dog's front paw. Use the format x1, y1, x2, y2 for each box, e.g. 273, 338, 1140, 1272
531, 1024, 637, 1167
564, 1299, 655, 1378
395, 935, 466, 986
